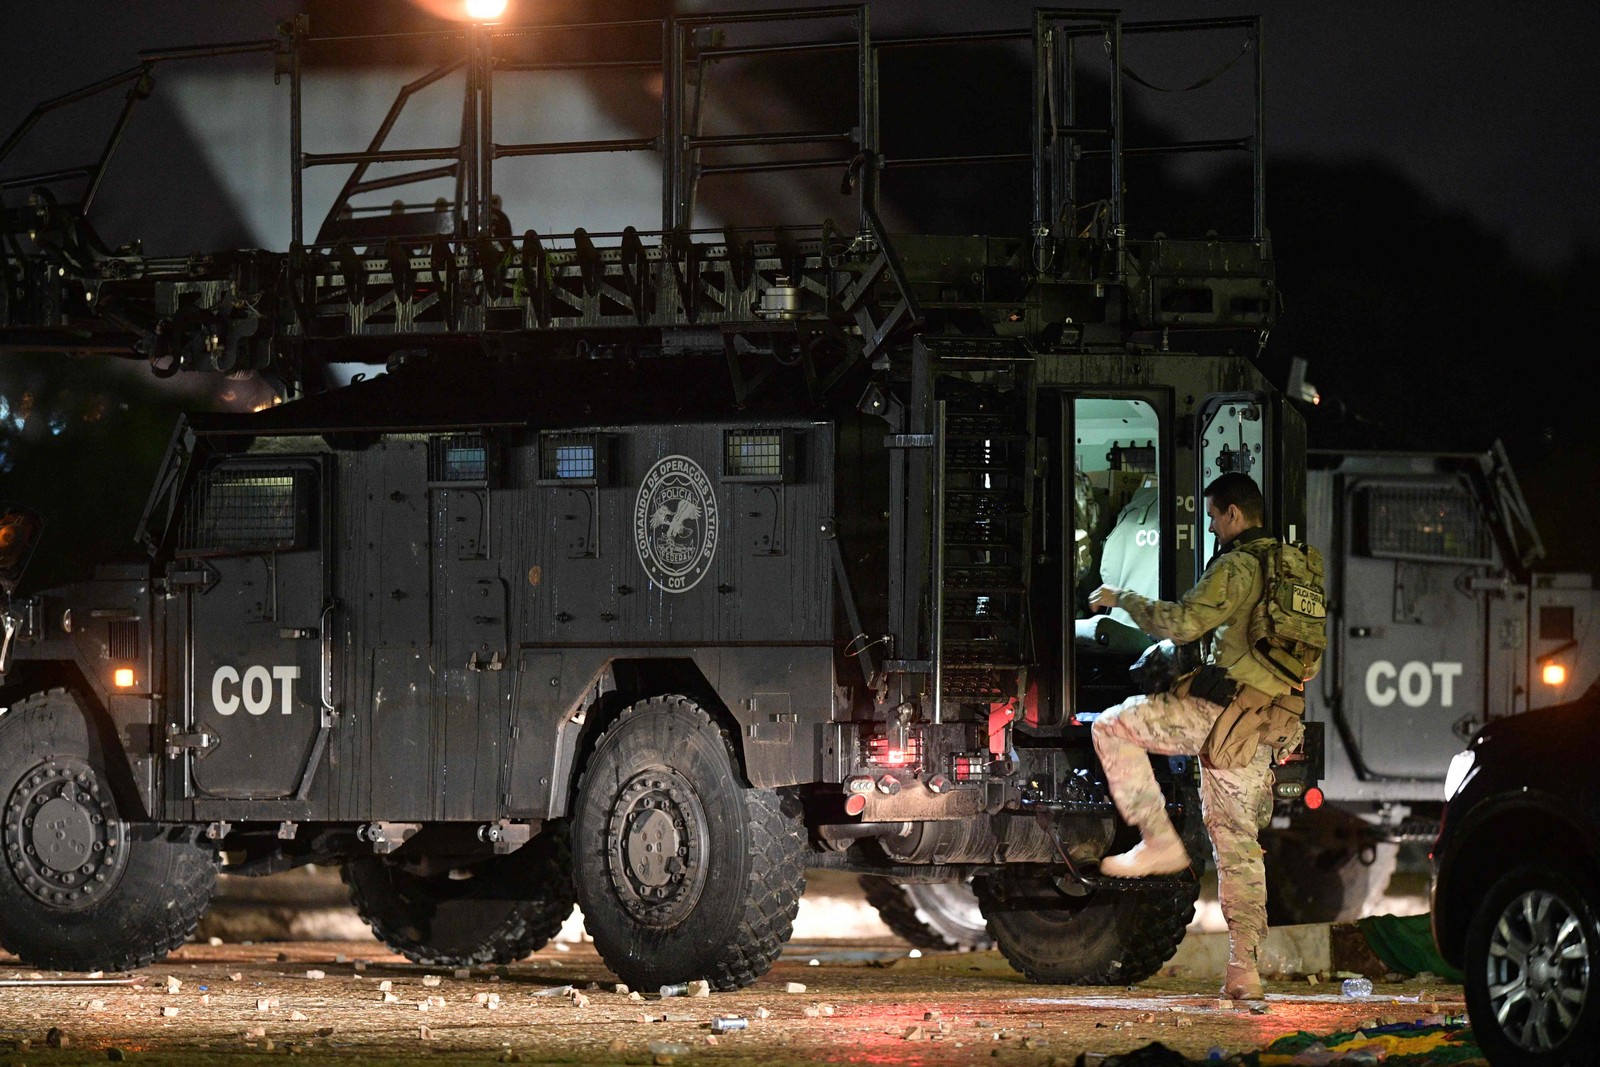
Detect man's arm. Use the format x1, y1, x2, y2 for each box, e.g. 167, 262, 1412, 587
1092, 557, 1241, 642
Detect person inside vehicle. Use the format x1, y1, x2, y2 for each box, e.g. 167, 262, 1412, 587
1085, 472, 1301, 1001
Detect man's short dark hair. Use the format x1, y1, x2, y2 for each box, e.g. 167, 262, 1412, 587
1203, 472, 1264, 523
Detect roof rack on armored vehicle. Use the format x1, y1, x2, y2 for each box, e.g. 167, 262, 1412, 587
0, 6, 1273, 395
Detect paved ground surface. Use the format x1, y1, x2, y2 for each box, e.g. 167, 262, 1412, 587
0, 936, 1465, 1065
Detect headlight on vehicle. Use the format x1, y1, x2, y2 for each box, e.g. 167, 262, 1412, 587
1443, 748, 1476, 802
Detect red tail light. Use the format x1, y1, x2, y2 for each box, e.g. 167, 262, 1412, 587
1303, 787, 1324, 810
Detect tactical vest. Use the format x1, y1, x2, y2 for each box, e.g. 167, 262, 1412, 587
1235, 539, 1328, 689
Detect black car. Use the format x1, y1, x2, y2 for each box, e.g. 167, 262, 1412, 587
1432, 683, 1600, 1066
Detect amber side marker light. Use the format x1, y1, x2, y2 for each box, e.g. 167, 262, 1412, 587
113, 668, 135, 688
1542, 662, 1568, 686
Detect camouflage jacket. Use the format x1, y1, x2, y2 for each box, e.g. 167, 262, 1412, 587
1117, 530, 1290, 698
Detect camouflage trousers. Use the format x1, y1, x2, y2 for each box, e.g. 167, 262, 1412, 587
1091, 691, 1276, 969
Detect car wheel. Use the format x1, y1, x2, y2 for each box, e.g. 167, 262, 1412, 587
1464, 864, 1598, 1066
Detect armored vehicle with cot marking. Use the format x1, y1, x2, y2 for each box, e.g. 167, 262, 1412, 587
0, 7, 1318, 986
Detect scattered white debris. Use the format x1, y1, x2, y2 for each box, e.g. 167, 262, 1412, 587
903, 1025, 927, 1041
454, 968, 471, 979
382, 992, 400, 1004
165, 977, 183, 994
689, 979, 711, 998
808, 958, 820, 967
614, 984, 630, 995
256, 998, 273, 1013
199, 994, 211, 1007
570, 991, 591, 1008
378, 980, 393, 992
290, 1011, 309, 1022
161, 1006, 180, 1018
756, 1007, 770, 1020
87, 999, 105, 1012
305, 970, 326, 981
908, 949, 922, 959
207, 937, 224, 947
419, 1024, 434, 1040
629, 991, 645, 1002
87, 971, 104, 980
334, 955, 348, 964
228, 973, 243, 982
421, 975, 443, 988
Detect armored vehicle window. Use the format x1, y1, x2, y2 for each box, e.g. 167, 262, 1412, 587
538, 431, 609, 486
1357, 483, 1493, 564
723, 429, 795, 482
1199, 400, 1265, 560
177, 467, 312, 557
429, 434, 488, 483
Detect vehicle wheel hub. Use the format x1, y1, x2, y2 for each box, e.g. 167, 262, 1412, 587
3, 759, 125, 910
605, 769, 708, 926
1488, 888, 1591, 1053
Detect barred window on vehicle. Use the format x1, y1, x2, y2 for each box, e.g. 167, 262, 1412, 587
538, 432, 608, 486
723, 429, 795, 482
1359, 483, 1493, 564
178, 468, 310, 556
429, 433, 488, 484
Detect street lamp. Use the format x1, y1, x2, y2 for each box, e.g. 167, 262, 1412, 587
466, 0, 507, 20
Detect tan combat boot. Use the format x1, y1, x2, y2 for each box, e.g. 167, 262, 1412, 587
1098, 825, 1190, 878
1222, 955, 1265, 1001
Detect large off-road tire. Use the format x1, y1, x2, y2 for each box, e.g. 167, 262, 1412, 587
571, 695, 806, 991
975, 868, 1198, 984
976, 779, 1205, 984
1263, 806, 1397, 926
861, 876, 994, 951
0, 689, 218, 971
343, 822, 577, 967
1463, 864, 1599, 1067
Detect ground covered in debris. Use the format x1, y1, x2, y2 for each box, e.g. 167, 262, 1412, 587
0, 937, 1475, 1065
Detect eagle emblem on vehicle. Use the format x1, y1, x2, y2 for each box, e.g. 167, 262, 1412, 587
634, 455, 719, 593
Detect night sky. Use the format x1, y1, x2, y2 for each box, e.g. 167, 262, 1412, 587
2, 1, 1598, 572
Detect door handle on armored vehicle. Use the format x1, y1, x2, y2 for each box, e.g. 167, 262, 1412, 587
320, 600, 339, 726
0, 611, 16, 677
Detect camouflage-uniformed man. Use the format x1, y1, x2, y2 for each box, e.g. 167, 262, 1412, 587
1088, 473, 1299, 1001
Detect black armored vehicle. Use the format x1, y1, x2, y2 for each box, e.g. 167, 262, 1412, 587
0, 7, 1315, 989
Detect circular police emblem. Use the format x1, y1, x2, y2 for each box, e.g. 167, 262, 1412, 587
634, 455, 719, 594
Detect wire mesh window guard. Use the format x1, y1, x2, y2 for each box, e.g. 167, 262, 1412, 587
429, 434, 488, 483
723, 429, 792, 481
178, 469, 308, 557
1360, 484, 1492, 564
539, 432, 601, 484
